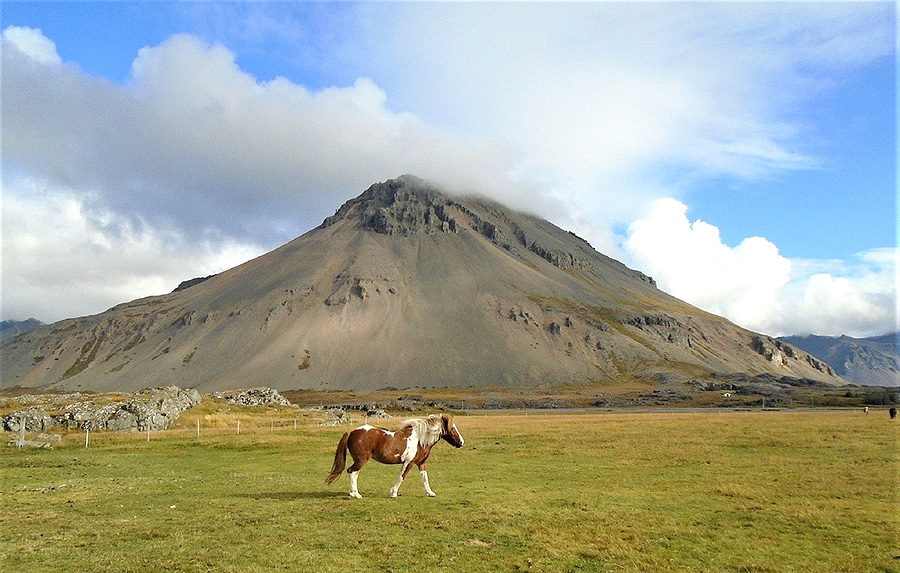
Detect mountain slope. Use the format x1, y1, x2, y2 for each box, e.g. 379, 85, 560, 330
1, 176, 841, 393
779, 334, 898, 387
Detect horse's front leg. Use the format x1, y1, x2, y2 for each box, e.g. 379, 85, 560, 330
418, 462, 436, 497
390, 463, 414, 498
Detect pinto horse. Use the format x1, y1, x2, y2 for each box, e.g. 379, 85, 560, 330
325, 413, 464, 498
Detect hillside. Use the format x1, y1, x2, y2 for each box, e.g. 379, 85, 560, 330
1, 176, 841, 393
779, 333, 898, 387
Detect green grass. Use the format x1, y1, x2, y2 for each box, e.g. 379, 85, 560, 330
2, 411, 897, 572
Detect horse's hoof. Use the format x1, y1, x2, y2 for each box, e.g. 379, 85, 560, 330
349, 492, 362, 499
426, 492, 436, 497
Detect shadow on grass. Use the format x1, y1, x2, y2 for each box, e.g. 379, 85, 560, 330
232, 490, 348, 501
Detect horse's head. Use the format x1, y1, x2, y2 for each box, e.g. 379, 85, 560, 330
440, 413, 464, 448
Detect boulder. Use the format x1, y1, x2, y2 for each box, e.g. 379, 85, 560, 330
3, 407, 54, 432
319, 408, 347, 426
7, 439, 52, 449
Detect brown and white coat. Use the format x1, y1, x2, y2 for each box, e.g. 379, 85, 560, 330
326, 413, 464, 498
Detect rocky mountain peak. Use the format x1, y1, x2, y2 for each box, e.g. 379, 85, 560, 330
320, 175, 657, 286
321, 175, 460, 236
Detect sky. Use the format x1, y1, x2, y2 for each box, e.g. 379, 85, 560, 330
1, 2, 896, 338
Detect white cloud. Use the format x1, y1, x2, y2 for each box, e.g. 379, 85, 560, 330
350, 2, 892, 220
623, 199, 897, 337
2, 31, 533, 248
623, 199, 791, 329
1, 26, 61, 65
1, 176, 264, 323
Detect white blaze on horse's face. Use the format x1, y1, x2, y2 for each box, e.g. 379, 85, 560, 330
442, 417, 463, 448
452, 423, 464, 447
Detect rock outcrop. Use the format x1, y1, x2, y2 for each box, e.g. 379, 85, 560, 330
172, 274, 217, 293
2, 386, 201, 432
212, 387, 293, 407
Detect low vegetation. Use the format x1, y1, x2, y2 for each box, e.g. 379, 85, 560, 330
2, 408, 897, 572
59, 336, 104, 380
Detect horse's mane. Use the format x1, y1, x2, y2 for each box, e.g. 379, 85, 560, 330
400, 415, 443, 448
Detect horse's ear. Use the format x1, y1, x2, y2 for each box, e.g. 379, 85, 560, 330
441, 413, 450, 428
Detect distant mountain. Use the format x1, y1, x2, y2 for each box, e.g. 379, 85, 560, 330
1, 175, 841, 393
0, 319, 43, 340
779, 333, 899, 387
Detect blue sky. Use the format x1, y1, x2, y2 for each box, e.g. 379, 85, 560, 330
1, 2, 896, 337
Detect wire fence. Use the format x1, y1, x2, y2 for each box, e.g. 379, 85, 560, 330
8, 408, 405, 449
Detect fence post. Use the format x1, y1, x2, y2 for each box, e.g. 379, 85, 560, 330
196, 419, 200, 438
237, 420, 240, 435
85, 428, 90, 448
147, 426, 151, 442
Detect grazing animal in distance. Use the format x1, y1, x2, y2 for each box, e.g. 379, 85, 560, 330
890, 407, 897, 420
864, 406, 870, 415
325, 413, 464, 498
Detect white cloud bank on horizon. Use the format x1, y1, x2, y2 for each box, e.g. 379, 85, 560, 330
1, 19, 895, 337
623, 199, 897, 338
1, 175, 265, 322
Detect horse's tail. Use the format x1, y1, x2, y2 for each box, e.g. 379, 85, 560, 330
325, 431, 351, 484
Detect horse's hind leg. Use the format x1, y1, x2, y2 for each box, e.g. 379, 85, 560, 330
347, 454, 370, 499
348, 470, 362, 499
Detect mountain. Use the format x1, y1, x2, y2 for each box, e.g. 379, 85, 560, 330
0, 319, 43, 340
779, 333, 899, 387
1, 175, 841, 393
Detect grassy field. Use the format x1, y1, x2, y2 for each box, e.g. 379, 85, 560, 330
2, 408, 898, 572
